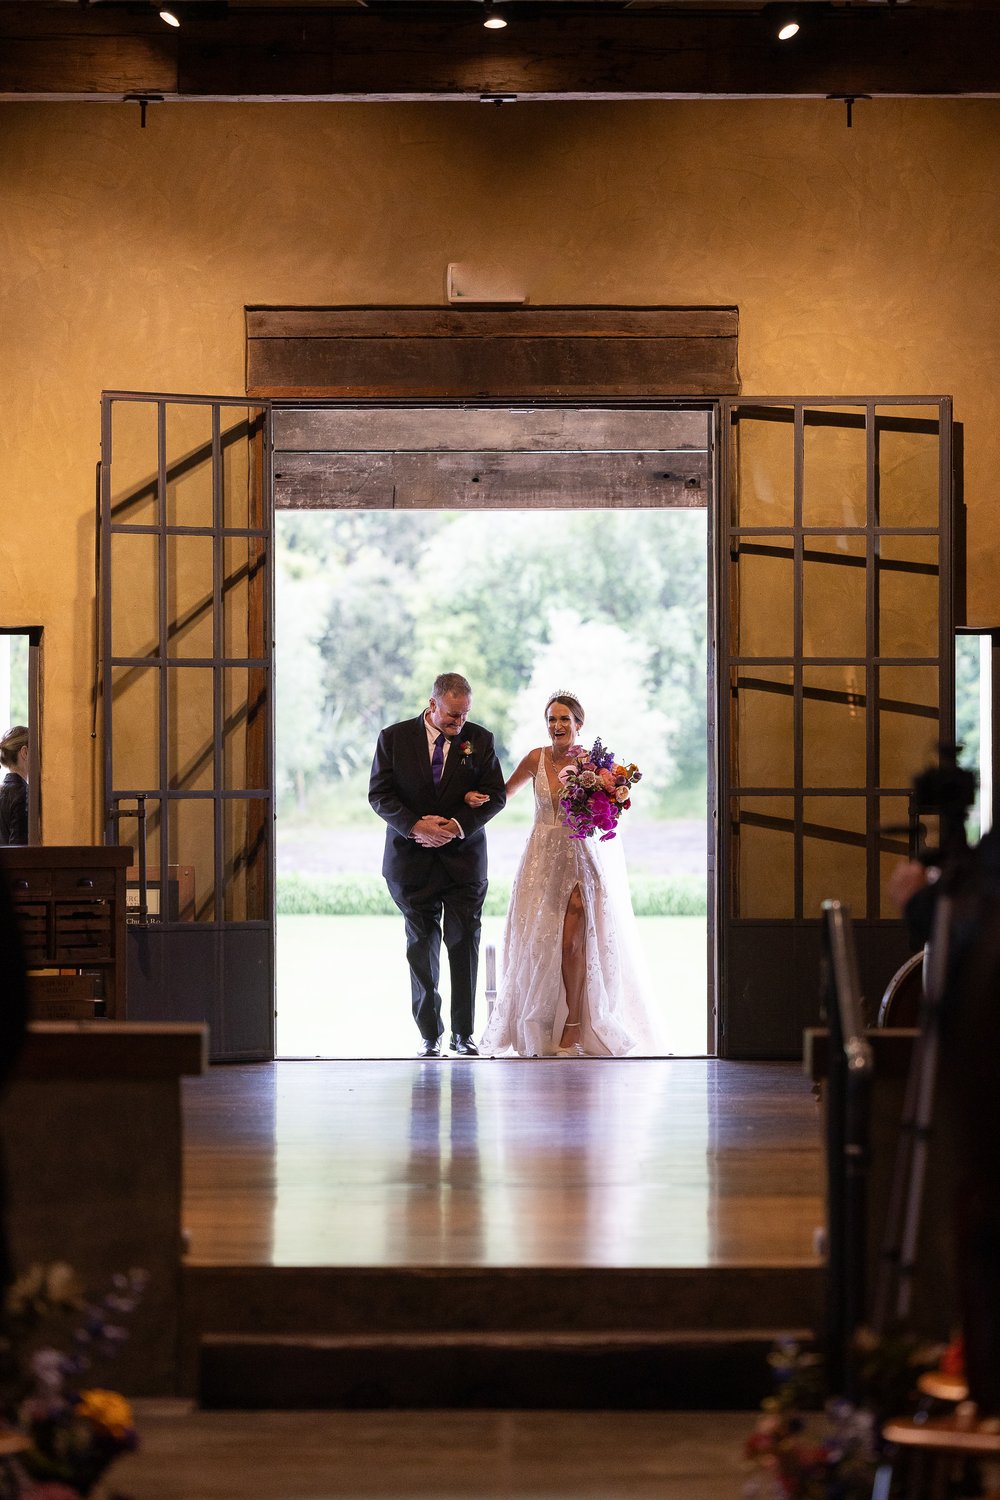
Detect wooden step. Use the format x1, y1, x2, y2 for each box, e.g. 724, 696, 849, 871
198, 1328, 809, 1410
184, 1263, 822, 1338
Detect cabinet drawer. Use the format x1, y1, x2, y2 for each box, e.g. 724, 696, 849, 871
8, 871, 52, 898
15, 903, 50, 964
55, 905, 113, 961
52, 868, 117, 898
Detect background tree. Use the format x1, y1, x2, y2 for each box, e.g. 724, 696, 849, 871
276, 507, 708, 819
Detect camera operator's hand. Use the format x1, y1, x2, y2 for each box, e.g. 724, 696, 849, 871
889, 858, 931, 915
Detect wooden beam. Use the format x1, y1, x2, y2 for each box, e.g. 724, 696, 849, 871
2, 6, 1000, 100
247, 305, 740, 399
273, 448, 709, 509
271, 404, 711, 451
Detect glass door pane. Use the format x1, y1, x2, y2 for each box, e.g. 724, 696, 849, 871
102, 393, 273, 1059
720, 397, 951, 1058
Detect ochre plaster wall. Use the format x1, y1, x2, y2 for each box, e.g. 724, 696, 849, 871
1, 99, 999, 840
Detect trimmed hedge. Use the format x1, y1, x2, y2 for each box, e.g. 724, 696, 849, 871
277, 872, 707, 918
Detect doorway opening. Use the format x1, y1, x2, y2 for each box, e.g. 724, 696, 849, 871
956, 629, 998, 839
273, 405, 712, 1059
0, 626, 42, 842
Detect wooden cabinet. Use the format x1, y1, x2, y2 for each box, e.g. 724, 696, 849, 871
0, 845, 132, 1020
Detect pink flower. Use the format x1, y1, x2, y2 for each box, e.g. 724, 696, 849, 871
599, 769, 617, 793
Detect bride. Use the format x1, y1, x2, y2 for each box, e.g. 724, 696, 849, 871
477, 692, 660, 1058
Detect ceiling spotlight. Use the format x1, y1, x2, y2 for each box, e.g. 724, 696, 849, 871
483, 4, 508, 29
768, 6, 801, 40
159, 8, 180, 24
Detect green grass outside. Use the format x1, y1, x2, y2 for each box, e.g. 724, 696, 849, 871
277, 871, 708, 918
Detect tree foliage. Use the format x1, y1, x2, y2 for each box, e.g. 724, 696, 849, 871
275, 507, 708, 816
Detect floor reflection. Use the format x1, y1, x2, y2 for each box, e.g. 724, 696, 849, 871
257, 1059, 811, 1270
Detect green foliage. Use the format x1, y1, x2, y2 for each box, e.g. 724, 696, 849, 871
2, 633, 29, 727
277, 874, 399, 915
276, 872, 706, 916
955, 635, 985, 838
275, 507, 709, 819
955, 638, 982, 766
630, 875, 707, 916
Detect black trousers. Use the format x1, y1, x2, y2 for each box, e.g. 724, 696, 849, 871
387, 870, 488, 1040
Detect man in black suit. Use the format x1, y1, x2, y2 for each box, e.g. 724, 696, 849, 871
369, 673, 507, 1058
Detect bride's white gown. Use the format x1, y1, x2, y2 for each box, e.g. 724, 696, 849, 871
481, 753, 661, 1058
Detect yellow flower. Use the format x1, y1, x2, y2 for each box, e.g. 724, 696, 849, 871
76, 1388, 134, 1439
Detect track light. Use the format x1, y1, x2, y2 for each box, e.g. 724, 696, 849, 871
769, 6, 800, 40
159, 8, 180, 25
483, 3, 508, 29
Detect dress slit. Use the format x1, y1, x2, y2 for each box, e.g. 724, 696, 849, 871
480, 751, 659, 1058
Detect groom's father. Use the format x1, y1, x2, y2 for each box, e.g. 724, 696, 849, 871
369, 673, 506, 1058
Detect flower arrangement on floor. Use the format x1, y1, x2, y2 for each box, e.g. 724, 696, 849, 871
0, 1262, 147, 1500
556, 739, 642, 841
742, 1332, 944, 1500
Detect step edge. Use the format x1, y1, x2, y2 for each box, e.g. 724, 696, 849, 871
200, 1327, 814, 1351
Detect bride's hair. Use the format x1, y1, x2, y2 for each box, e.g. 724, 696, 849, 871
544, 692, 585, 728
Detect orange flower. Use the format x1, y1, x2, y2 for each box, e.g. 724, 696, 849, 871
76, 1388, 134, 1439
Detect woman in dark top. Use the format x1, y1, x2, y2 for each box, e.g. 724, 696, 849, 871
0, 726, 28, 845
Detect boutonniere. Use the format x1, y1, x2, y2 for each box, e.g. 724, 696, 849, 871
459, 740, 474, 761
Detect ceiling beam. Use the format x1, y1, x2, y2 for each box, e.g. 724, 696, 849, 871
2, 5, 1000, 101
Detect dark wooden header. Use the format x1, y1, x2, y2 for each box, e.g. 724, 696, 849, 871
2, 6, 1000, 100
15, 1022, 208, 1080
246, 306, 740, 399
0, 844, 132, 871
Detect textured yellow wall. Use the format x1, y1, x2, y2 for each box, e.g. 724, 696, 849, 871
1, 99, 999, 839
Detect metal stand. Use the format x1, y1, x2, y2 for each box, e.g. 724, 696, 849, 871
821, 899, 873, 1400
872, 893, 953, 1334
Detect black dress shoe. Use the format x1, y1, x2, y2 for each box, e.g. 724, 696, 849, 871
417, 1038, 442, 1059
450, 1034, 479, 1057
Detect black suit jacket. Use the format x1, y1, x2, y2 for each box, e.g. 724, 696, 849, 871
369, 714, 507, 887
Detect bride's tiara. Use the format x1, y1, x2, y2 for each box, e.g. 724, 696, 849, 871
546, 689, 580, 704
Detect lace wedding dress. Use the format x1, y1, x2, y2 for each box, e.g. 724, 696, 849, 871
481, 753, 661, 1058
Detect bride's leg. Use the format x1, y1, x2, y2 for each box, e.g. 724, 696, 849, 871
559, 884, 586, 1049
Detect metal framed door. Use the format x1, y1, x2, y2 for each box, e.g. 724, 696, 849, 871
100, 393, 273, 1060
717, 397, 953, 1058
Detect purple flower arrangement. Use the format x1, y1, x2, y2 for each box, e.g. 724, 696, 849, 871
556, 738, 642, 842
0, 1263, 147, 1499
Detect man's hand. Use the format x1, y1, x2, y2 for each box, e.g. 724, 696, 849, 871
411, 815, 458, 848
888, 858, 931, 913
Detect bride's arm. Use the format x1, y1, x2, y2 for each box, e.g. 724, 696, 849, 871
504, 748, 541, 799
463, 748, 540, 807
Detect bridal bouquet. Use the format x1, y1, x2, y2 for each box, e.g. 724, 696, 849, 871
556, 739, 642, 841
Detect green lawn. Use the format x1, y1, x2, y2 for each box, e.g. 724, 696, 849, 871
276, 914, 708, 1058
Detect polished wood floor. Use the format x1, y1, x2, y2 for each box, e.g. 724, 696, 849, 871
116, 1404, 753, 1499
181, 1060, 823, 1269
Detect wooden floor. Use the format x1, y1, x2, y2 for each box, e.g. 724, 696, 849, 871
181, 1059, 823, 1269
114, 1404, 754, 1499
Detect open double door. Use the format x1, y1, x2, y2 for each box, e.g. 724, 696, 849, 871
100, 393, 952, 1060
